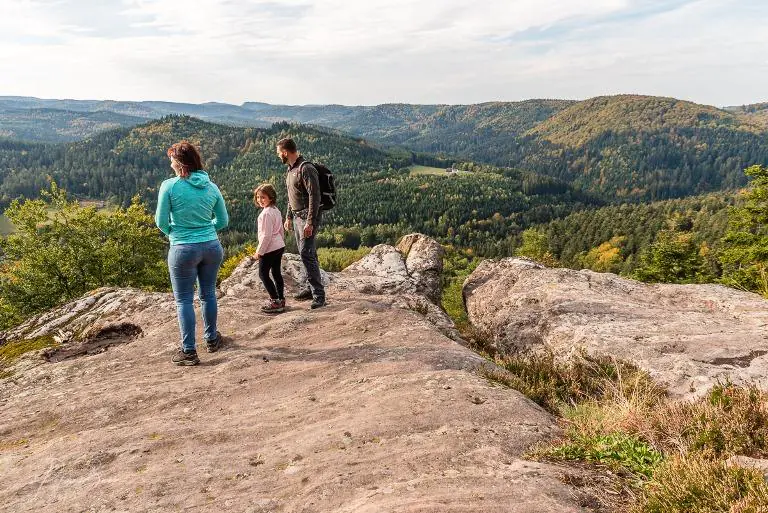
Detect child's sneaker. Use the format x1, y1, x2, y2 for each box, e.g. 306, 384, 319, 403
261, 299, 285, 314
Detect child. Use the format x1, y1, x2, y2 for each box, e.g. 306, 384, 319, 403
254, 184, 286, 313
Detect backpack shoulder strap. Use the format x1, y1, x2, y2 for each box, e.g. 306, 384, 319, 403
298, 160, 314, 174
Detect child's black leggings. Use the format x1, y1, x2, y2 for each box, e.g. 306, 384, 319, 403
258, 247, 285, 300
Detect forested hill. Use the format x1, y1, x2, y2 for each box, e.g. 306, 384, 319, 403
0, 115, 409, 218
242, 99, 574, 147
0, 96, 573, 146
4, 94, 768, 202
725, 102, 768, 129
0, 116, 597, 255
247, 96, 768, 203
530, 193, 734, 272
531, 95, 759, 146
517, 95, 768, 200
0, 108, 149, 143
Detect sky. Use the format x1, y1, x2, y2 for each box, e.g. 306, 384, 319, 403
0, 0, 766, 107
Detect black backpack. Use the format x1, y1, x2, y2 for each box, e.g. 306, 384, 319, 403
301, 161, 337, 210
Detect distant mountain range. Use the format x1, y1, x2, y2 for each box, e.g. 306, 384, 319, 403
0, 95, 576, 143
2, 94, 768, 201
4, 94, 767, 143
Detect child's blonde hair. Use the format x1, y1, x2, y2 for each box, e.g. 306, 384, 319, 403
253, 183, 277, 206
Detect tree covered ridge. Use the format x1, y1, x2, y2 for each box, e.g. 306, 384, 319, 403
528, 95, 761, 147
0, 115, 597, 257
4, 94, 768, 202
340, 95, 768, 202
0, 116, 400, 209
0, 108, 148, 143
725, 102, 768, 129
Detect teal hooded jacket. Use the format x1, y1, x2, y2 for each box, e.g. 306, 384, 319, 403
154, 171, 229, 245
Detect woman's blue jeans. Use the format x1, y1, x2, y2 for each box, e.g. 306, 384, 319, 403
167, 240, 224, 353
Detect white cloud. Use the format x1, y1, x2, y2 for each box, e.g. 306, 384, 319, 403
0, 0, 766, 106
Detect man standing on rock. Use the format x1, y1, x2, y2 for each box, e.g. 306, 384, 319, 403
277, 137, 326, 309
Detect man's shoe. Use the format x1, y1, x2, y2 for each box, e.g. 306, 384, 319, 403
172, 349, 200, 366
206, 331, 223, 353
310, 298, 326, 310
261, 299, 285, 314
293, 289, 313, 301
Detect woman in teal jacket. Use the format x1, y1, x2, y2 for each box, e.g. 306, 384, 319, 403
155, 141, 229, 366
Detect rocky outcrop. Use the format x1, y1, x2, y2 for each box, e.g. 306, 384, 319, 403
396, 233, 444, 303
219, 253, 333, 299
464, 258, 768, 398
220, 235, 456, 339
220, 233, 443, 304
0, 236, 591, 512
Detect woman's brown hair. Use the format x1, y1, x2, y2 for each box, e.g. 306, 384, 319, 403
253, 183, 277, 206
167, 141, 203, 178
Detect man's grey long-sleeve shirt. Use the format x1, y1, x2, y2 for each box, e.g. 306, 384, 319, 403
285, 156, 321, 226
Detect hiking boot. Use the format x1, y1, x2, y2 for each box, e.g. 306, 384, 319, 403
310, 298, 326, 310
205, 331, 223, 353
293, 289, 313, 301
261, 299, 285, 314
172, 349, 200, 366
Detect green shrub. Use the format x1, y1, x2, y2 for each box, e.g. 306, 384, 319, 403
633, 455, 768, 513
0, 298, 22, 332
218, 243, 256, 283
633, 382, 768, 459
0, 183, 169, 329
632, 229, 714, 284
441, 274, 470, 331
440, 246, 480, 332
317, 246, 371, 272
528, 376, 768, 511
719, 165, 768, 296
515, 228, 559, 266
542, 432, 662, 478
482, 351, 664, 414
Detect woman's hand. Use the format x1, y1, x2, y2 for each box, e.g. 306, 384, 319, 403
284, 219, 292, 231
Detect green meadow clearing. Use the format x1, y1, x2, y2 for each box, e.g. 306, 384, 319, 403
408, 165, 453, 176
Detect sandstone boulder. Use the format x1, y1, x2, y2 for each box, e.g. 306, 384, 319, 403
396, 233, 445, 303
464, 258, 768, 398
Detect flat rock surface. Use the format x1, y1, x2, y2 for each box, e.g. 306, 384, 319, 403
0, 240, 589, 513
464, 258, 768, 398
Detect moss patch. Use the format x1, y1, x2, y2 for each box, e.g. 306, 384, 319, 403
0, 334, 58, 369
0, 438, 28, 451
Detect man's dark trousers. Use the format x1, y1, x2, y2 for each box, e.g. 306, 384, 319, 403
292, 211, 325, 301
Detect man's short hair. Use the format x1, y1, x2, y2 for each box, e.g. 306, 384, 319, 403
276, 138, 297, 153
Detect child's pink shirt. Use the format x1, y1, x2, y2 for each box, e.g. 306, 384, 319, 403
256, 205, 285, 255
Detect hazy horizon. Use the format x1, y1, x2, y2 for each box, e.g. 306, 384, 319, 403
2, 92, 766, 110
